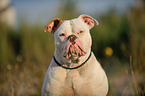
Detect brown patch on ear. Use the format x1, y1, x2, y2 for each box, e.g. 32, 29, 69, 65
78, 15, 99, 29
44, 18, 64, 34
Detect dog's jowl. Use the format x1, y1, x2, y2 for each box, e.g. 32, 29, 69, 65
41, 15, 108, 96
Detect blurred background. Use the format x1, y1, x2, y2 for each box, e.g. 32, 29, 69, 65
0, 0, 145, 95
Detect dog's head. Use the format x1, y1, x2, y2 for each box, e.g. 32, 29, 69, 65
44, 15, 99, 60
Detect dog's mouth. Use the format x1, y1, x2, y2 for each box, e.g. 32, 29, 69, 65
63, 39, 86, 59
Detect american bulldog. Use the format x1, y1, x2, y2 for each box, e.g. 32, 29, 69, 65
41, 15, 108, 96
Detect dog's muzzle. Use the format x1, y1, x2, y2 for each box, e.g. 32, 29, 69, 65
63, 35, 86, 59
68, 35, 77, 43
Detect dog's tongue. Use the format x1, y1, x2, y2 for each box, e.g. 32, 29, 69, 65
64, 41, 86, 59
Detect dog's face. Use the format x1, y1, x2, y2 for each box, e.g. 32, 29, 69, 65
44, 15, 99, 60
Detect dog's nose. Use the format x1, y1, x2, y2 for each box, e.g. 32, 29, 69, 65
68, 35, 77, 42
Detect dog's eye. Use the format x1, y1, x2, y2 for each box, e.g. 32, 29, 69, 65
77, 30, 84, 35
59, 33, 65, 37
80, 30, 84, 33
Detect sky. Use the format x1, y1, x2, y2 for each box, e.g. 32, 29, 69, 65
11, 0, 137, 26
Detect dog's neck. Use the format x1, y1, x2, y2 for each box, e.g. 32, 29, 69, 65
54, 49, 91, 68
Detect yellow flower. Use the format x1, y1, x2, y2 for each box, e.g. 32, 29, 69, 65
105, 47, 113, 57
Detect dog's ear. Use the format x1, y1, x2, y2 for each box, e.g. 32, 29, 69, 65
44, 18, 63, 34
78, 15, 99, 29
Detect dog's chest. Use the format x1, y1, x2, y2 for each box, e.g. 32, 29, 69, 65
62, 70, 97, 96
64, 70, 90, 90
65, 70, 82, 86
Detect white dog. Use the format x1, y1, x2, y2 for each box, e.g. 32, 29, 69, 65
41, 15, 108, 96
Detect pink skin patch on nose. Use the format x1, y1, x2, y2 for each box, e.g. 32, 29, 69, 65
64, 39, 86, 59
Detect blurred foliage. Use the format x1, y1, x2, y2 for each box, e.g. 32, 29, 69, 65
58, 0, 80, 19
127, 2, 145, 94
0, 22, 55, 95
128, 4, 145, 77
0, 0, 145, 96
91, 13, 129, 60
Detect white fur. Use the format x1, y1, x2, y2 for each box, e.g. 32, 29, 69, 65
42, 15, 108, 96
